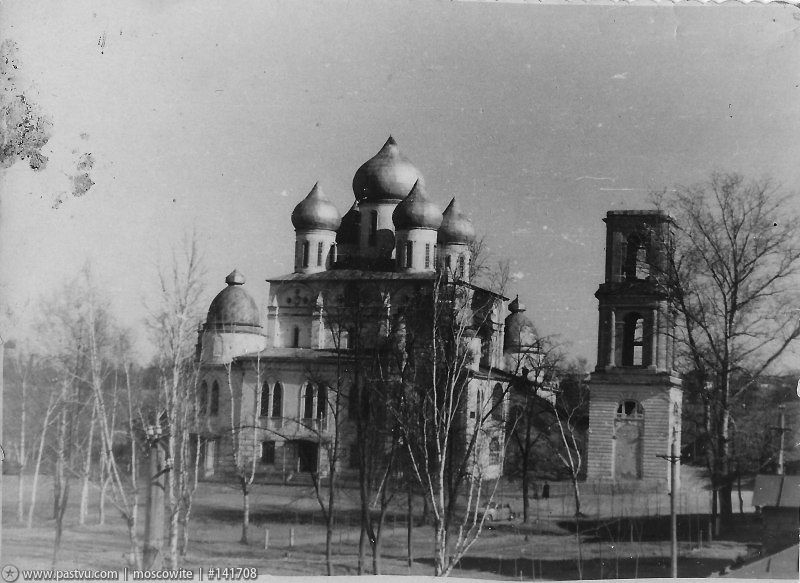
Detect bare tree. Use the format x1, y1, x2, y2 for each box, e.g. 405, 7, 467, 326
655, 173, 800, 526
220, 360, 260, 545
146, 234, 207, 566
393, 271, 510, 576
549, 365, 589, 517
506, 335, 563, 523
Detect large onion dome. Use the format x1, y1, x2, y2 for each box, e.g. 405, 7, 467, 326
392, 180, 442, 231
206, 270, 261, 328
504, 296, 537, 353
438, 197, 476, 244
352, 136, 424, 203
291, 183, 341, 231
336, 201, 360, 245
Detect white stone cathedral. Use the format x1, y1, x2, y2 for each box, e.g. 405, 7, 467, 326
193, 137, 540, 481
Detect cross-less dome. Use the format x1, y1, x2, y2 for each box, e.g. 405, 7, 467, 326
504, 296, 537, 353
336, 201, 360, 245
393, 180, 442, 231
352, 136, 424, 203
291, 183, 341, 231
438, 197, 476, 244
206, 270, 261, 328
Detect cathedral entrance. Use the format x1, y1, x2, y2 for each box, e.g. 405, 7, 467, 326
614, 400, 644, 480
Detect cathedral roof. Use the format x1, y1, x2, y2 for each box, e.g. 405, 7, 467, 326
438, 197, 476, 244
291, 183, 341, 232
504, 296, 538, 353
206, 270, 261, 329
392, 180, 442, 231
352, 136, 424, 203
336, 201, 360, 245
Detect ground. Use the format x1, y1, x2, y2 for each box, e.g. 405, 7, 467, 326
0, 467, 777, 579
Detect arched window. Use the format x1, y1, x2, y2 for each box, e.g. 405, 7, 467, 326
199, 381, 208, 415
491, 383, 504, 421
489, 437, 502, 464
329, 243, 336, 267
317, 385, 327, 420
624, 234, 649, 280
303, 383, 315, 419
405, 241, 413, 268
445, 255, 452, 270
210, 380, 220, 416
622, 312, 646, 366
317, 241, 324, 266
369, 211, 378, 246
260, 382, 270, 417
292, 326, 300, 348
616, 400, 644, 419
272, 382, 283, 417
458, 255, 466, 279
302, 241, 310, 268
424, 243, 431, 269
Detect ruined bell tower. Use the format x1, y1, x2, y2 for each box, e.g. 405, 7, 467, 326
587, 210, 682, 486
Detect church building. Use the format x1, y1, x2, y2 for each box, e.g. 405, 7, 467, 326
193, 137, 535, 482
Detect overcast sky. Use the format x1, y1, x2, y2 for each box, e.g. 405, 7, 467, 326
2, 1, 799, 366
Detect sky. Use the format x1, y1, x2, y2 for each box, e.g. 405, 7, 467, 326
2, 0, 800, 366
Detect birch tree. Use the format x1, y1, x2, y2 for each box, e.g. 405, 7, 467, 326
146, 235, 206, 566
393, 272, 510, 576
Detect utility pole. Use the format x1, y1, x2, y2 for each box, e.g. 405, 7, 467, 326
143, 424, 167, 570
658, 426, 681, 579
777, 404, 786, 475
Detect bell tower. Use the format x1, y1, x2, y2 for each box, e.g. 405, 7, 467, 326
587, 210, 682, 486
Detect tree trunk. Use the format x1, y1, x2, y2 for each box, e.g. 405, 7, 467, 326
406, 480, 413, 568
521, 449, 530, 523
17, 376, 27, 523
27, 405, 51, 528
240, 480, 250, 544
166, 430, 180, 568
52, 480, 69, 567
325, 515, 334, 577
358, 527, 367, 575
79, 404, 97, 525
572, 475, 582, 516
373, 514, 384, 575
433, 518, 447, 576
98, 451, 108, 525
737, 468, 744, 514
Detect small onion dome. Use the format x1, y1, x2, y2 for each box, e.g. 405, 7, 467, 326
504, 296, 537, 352
438, 197, 476, 244
392, 180, 442, 231
336, 201, 360, 245
206, 270, 261, 328
352, 136, 425, 203
291, 183, 341, 231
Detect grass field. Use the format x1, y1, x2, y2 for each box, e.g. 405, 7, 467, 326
1, 470, 766, 579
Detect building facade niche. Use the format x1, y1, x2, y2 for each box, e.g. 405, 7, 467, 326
613, 399, 644, 480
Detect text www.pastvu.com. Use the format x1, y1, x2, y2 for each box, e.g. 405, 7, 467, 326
19, 570, 120, 581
